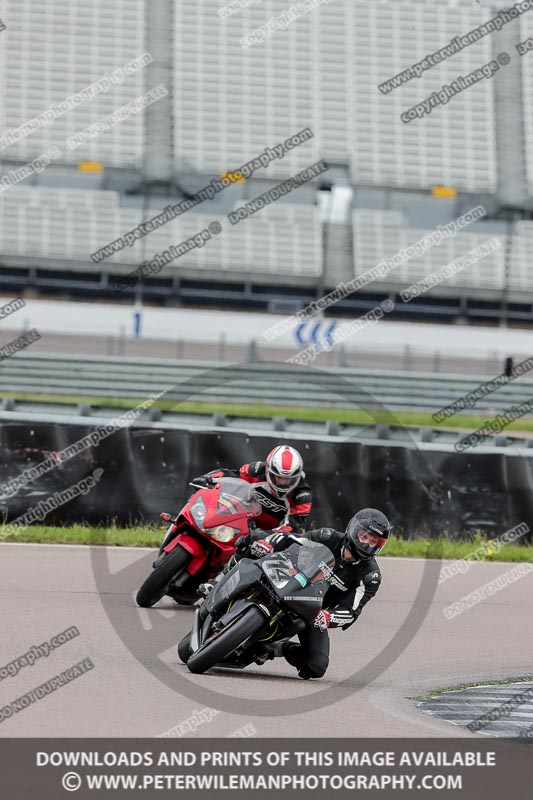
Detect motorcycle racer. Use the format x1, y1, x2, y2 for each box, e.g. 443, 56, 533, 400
240, 508, 390, 679
192, 445, 312, 534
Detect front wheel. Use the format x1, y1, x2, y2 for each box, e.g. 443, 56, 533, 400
136, 547, 191, 608
187, 607, 265, 674
177, 631, 192, 664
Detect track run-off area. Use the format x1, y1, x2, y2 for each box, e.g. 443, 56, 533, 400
0, 542, 531, 738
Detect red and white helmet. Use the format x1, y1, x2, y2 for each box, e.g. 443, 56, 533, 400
265, 445, 303, 497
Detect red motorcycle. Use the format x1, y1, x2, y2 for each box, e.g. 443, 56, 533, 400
136, 477, 261, 608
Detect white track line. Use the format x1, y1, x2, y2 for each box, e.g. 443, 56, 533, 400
0, 541, 154, 551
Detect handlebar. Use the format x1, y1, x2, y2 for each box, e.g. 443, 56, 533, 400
189, 479, 216, 490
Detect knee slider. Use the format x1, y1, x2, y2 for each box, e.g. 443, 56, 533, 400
305, 653, 329, 678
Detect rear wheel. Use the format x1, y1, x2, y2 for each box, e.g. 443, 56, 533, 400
187, 606, 265, 674
136, 547, 191, 608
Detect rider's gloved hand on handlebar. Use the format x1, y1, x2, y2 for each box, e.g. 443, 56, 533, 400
250, 539, 274, 558
313, 610, 331, 631
190, 475, 216, 488
235, 535, 250, 554
229, 535, 253, 564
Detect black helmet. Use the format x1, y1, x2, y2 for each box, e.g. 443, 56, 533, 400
345, 508, 390, 560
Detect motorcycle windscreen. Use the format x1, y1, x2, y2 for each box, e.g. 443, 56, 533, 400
259, 542, 335, 622
202, 478, 262, 530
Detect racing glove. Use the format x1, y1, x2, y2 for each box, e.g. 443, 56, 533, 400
190, 475, 216, 488
235, 535, 250, 555
313, 610, 331, 631
250, 539, 274, 558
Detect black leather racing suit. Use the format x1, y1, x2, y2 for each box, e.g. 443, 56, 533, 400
260, 527, 382, 679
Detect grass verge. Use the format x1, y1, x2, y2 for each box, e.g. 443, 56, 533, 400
5, 390, 533, 434
3, 525, 533, 561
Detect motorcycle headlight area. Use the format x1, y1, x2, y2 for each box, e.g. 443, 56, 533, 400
208, 525, 238, 542
190, 497, 207, 531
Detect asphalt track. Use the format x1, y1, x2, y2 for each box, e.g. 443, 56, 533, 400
0, 543, 531, 738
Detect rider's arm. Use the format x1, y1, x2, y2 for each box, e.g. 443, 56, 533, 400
237, 461, 264, 482
326, 570, 382, 630
249, 526, 337, 558
233, 529, 302, 559
202, 461, 265, 483
279, 486, 313, 534
263, 525, 329, 550
191, 468, 240, 486
233, 529, 278, 561
192, 463, 259, 486
204, 467, 240, 479
264, 530, 306, 550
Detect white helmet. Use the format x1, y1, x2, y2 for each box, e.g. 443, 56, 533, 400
265, 445, 303, 497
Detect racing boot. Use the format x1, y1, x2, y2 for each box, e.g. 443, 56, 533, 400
281, 642, 312, 679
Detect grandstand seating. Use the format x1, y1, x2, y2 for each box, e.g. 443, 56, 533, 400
0, 0, 531, 304
0, 188, 322, 276
0, 0, 526, 195
347, 2, 497, 192
4, 184, 528, 292
173, 0, 346, 176
519, 13, 533, 196
172, 0, 499, 192
0, 0, 146, 168
352, 210, 507, 291
508, 220, 533, 292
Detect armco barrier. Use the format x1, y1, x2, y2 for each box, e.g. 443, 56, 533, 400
0, 422, 532, 538
3, 354, 533, 415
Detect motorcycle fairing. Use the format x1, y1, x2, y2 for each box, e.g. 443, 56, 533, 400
165, 533, 208, 574
205, 558, 262, 616
258, 542, 335, 622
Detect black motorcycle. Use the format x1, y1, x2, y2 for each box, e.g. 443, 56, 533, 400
177, 539, 335, 674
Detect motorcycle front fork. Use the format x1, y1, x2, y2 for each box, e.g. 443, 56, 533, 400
159, 523, 177, 554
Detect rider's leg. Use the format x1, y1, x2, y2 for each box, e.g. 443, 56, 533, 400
283, 626, 330, 679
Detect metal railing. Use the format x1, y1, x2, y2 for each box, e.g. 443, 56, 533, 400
1, 352, 532, 416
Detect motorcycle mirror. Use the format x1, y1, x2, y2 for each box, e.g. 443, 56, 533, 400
160, 512, 172, 522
